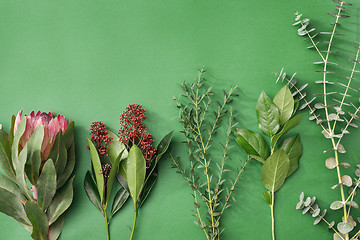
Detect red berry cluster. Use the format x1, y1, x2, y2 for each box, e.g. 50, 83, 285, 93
119, 104, 157, 165
88, 121, 113, 162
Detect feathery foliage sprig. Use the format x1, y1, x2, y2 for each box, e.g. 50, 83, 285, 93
276, 1, 360, 239
171, 68, 248, 240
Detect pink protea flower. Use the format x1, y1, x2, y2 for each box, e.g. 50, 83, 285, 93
14, 110, 70, 161
119, 104, 157, 166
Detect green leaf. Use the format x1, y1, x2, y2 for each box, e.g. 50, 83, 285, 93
234, 128, 269, 162
0, 174, 26, 202
111, 187, 130, 217
273, 85, 295, 125
256, 91, 280, 136
15, 145, 33, 200
262, 191, 272, 205
25, 125, 44, 185
48, 214, 65, 240
261, 150, 290, 192
47, 177, 74, 225
12, 117, 26, 171
63, 122, 74, 150
37, 160, 57, 210
139, 171, 157, 207
56, 143, 75, 189
0, 187, 30, 226
0, 130, 16, 181
271, 114, 302, 149
25, 201, 49, 240
106, 150, 124, 203
48, 133, 67, 178
107, 130, 128, 165
122, 145, 146, 207
8, 115, 16, 146
279, 134, 302, 177
143, 131, 173, 194
84, 171, 102, 213
86, 138, 104, 203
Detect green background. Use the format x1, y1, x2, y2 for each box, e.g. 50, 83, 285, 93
0, 0, 360, 239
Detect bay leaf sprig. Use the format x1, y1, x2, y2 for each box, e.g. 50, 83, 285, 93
171, 68, 249, 240
275, 1, 360, 239
234, 85, 302, 240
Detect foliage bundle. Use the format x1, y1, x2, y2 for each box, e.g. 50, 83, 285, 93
0, 110, 75, 240
276, 1, 360, 239
171, 68, 248, 240
234, 85, 303, 240
84, 104, 172, 240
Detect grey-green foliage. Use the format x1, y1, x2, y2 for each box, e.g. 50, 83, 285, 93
277, 1, 360, 239
171, 68, 248, 240
0, 118, 75, 240
234, 85, 302, 239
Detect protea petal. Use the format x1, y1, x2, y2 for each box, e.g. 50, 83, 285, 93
14, 110, 23, 134
58, 115, 68, 132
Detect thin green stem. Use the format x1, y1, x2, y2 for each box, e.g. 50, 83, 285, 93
130, 207, 138, 240
104, 209, 110, 240
271, 191, 275, 240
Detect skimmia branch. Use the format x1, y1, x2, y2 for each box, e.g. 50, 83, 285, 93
276, 1, 360, 239
171, 68, 248, 240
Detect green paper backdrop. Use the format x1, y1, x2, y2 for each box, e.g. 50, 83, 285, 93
0, 0, 359, 239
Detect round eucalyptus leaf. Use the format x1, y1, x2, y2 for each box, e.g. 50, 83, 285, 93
342, 175, 353, 187
321, 209, 327, 218
337, 221, 354, 234
296, 201, 304, 210
337, 144, 346, 153
346, 201, 359, 209
339, 162, 351, 168
304, 197, 311, 207
355, 168, 360, 177
302, 205, 311, 214
299, 192, 304, 202
333, 233, 345, 240
328, 221, 335, 229
330, 201, 344, 210
325, 157, 337, 169
313, 216, 321, 225
312, 208, 320, 217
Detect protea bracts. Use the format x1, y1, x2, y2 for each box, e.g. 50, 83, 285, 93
0, 110, 75, 240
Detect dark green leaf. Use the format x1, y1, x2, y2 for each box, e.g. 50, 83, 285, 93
122, 145, 146, 207
86, 138, 104, 203
234, 128, 269, 162
25, 201, 49, 240
48, 133, 67, 178
144, 131, 173, 189
106, 150, 124, 203
0, 187, 30, 226
63, 121, 74, 150
271, 114, 302, 149
37, 160, 57, 210
0, 174, 26, 202
0, 130, 16, 181
278, 134, 302, 177
49, 214, 65, 240
273, 85, 295, 125
262, 191, 272, 205
47, 177, 74, 225
261, 150, 290, 192
84, 171, 102, 213
256, 91, 280, 136
25, 125, 44, 185
111, 187, 130, 217
139, 170, 157, 207
107, 130, 128, 166
56, 143, 75, 189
